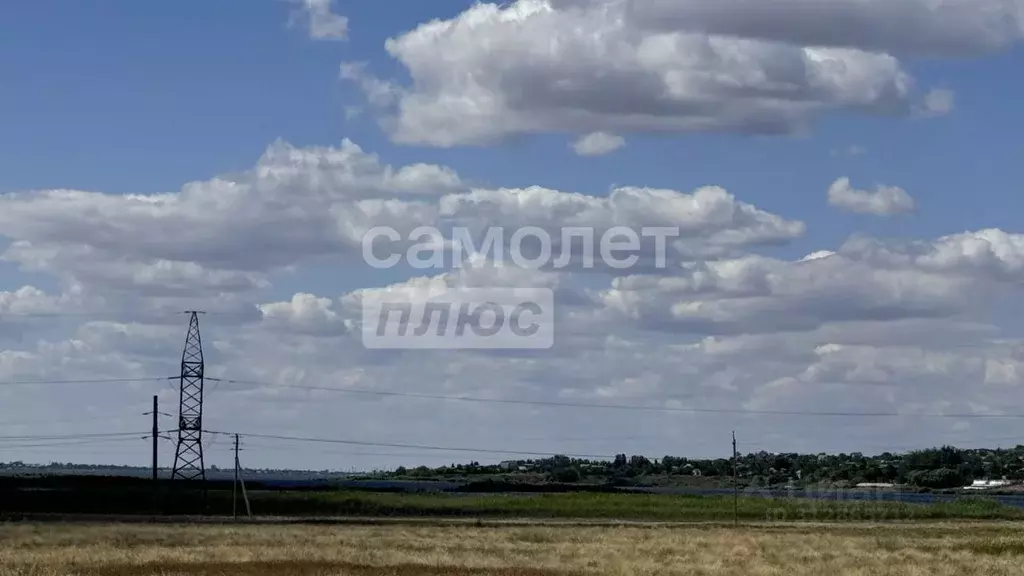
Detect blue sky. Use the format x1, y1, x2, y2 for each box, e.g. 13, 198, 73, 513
4, 0, 1021, 248
2, 0, 1024, 468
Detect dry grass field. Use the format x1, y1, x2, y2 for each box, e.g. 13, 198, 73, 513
2, 521, 1024, 575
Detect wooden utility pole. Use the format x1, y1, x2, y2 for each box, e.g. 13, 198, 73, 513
732, 431, 738, 526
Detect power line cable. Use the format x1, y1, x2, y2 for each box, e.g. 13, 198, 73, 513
0, 310, 233, 319
0, 413, 149, 429
204, 430, 616, 459
0, 431, 150, 442
236, 442, 448, 459
0, 377, 172, 387
0, 312, 123, 319
740, 434, 1024, 456
0, 437, 148, 451
209, 377, 1024, 419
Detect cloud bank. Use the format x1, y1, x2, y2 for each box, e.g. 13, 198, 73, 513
1, 138, 1022, 468
827, 177, 917, 216
342, 0, 1024, 147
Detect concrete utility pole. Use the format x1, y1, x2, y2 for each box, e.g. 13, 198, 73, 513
152, 395, 159, 481
143, 394, 167, 514
732, 431, 738, 526
233, 433, 252, 519
233, 433, 239, 520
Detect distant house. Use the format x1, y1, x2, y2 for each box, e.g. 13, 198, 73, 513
964, 479, 1013, 490
498, 461, 517, 471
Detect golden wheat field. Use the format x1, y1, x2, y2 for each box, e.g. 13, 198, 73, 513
2, 521, 1024, 575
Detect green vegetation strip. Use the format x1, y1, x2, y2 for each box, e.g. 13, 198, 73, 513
235, 491, 1024, 522
6, 479, 1024, 522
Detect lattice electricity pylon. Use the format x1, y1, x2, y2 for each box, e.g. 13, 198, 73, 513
171, 311, 206, 481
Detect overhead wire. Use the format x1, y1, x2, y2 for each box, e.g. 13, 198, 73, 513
207, 377, 1024, 419
0, 436, 148, 451
0, 376, 173, 387
236, 442, 452, 459
0, 413, 153, 429
0, 375, 1020, 419
204, 430, 617, 460
0, 431, 148, 442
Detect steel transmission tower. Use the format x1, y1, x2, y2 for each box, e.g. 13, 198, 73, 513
172, 311, 206, 481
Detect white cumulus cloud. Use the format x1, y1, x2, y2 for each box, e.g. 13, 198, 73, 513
1, 138, 1024, 466
922, 88, 956, 117
290, 0, 348, 40
621, 0, 1024, 57
342, 0, 1019, 146
827, 177, 916, 216
572, 132, 626, 156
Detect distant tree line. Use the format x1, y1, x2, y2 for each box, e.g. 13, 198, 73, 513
8, 444, 1021, 490
386, 445, 1024, 490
